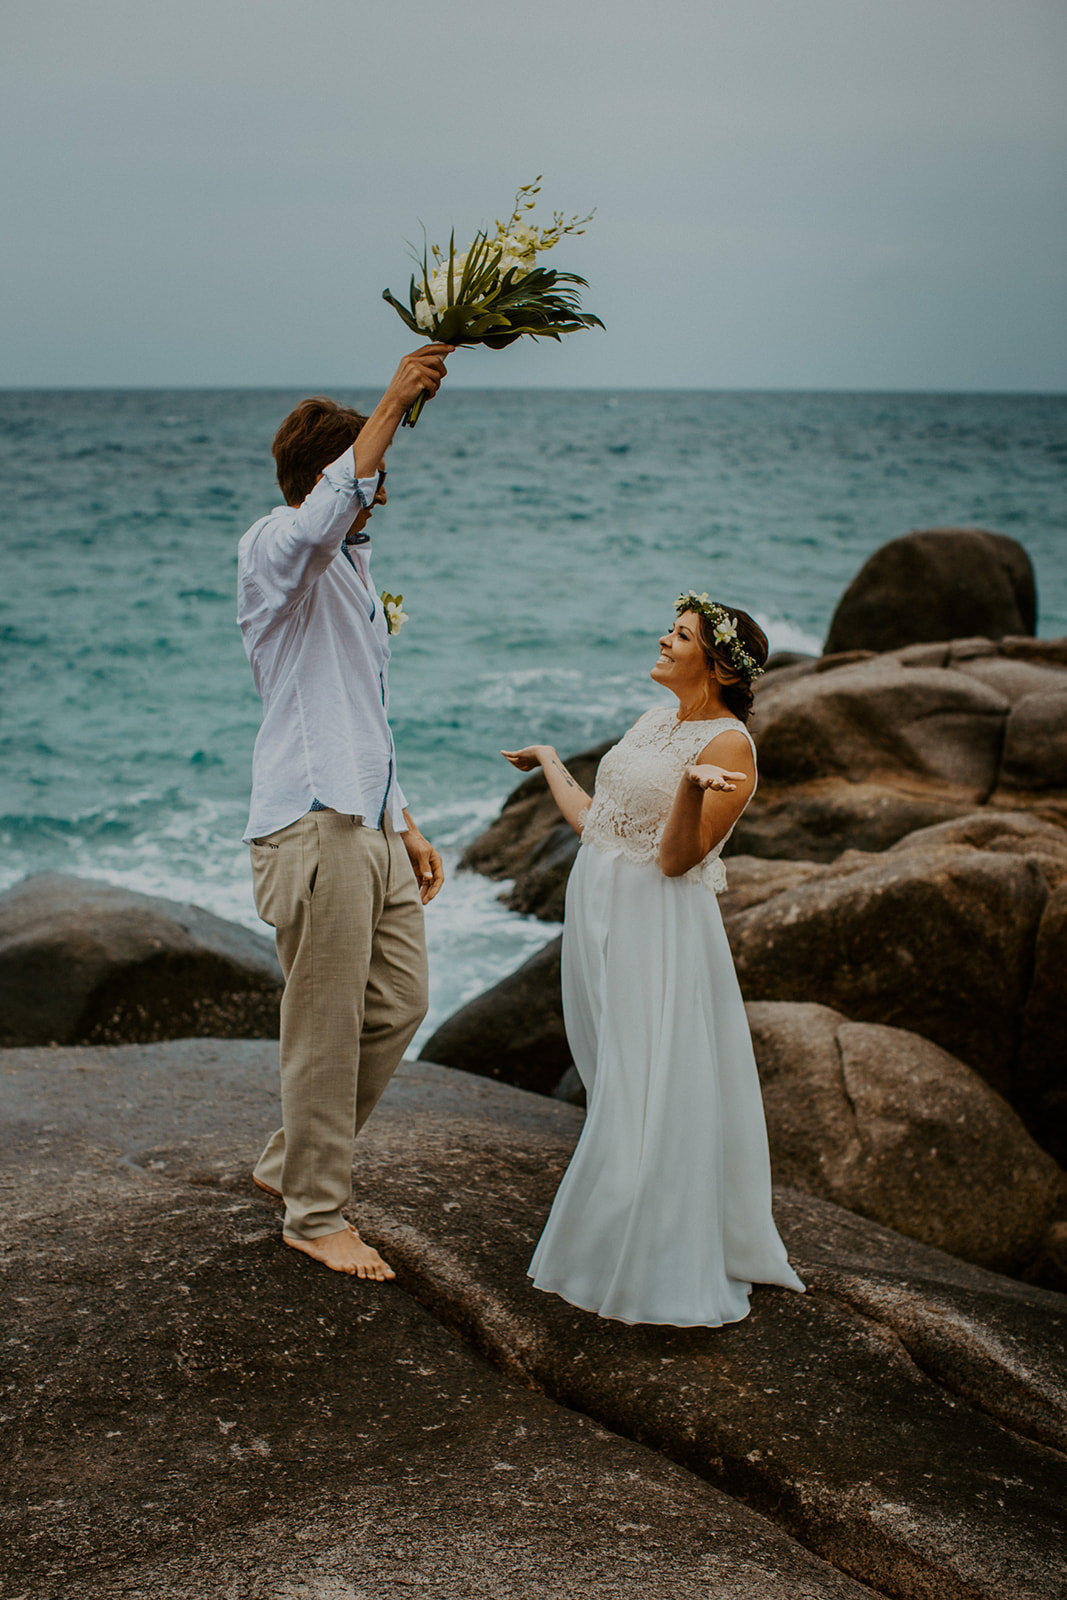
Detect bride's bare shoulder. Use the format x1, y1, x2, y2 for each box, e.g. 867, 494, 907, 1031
698, 723, 756, 766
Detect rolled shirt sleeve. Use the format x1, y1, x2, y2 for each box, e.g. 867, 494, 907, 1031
241, 449, 382, 615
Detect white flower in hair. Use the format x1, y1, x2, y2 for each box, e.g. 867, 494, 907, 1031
675, 589, 764, 683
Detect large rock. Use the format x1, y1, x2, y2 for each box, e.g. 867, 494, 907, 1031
727, 816, 1067, 1156
885, 807, 1067, 885
3, 1039, 1065, 1600
752, 656, 1009, 795
747, 1001, 1067, 1279
1019, 882, 1067, 1167
715, 855, 830, 917
727, 842, 1048, 1097
1000, 687, 1067, 792
950, 649, 1067, 706
420, 935, 567, 1094
735, 637, 1067, 861
1, 1042, 871, 1600
0, 873, 282, 1047
505, 819, 582, 920
823, 528, 1036, 655
735, 636, 1067, 864
727, 778, 973, 862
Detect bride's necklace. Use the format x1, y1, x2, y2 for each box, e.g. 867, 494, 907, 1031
675, 701, 719, 725
648, 705, 716, 752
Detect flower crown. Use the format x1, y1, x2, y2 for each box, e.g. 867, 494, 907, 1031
675, 591, 765, 683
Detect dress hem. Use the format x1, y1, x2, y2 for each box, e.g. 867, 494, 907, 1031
528, 1273, 759, 1329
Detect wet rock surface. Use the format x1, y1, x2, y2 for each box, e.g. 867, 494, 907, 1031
822, 528, 1036, 655
3, 1040, 1066, 1600
0, 873, 282, 1048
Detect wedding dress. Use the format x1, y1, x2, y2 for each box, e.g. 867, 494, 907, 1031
528, 706, 805, 1326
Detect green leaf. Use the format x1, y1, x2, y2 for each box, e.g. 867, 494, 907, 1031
382, 288, 421, 335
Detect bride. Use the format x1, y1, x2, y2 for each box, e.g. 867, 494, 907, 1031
502, 592, 804, 1327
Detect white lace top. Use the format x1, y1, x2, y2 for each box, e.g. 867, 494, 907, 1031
580, 707, 757, 894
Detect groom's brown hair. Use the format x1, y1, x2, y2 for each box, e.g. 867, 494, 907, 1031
272, 397, 369, 507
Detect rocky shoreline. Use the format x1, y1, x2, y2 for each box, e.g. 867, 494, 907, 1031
3, 1042, 1065, 1600
2, 527, 1066, 1598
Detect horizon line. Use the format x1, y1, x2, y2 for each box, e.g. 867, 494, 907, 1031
1, 382, 1065, 399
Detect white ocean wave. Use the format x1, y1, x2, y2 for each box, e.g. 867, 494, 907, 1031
416, 856, 561, 1049
755, 612, 822, 658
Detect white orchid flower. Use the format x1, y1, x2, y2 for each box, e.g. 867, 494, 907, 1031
381, 593, 408, 636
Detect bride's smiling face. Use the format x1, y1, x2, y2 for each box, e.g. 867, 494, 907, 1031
651, 611, 710, 698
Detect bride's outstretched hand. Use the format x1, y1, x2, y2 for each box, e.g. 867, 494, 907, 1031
501, 746, 551, 772
504, 745, 590, 834
685, 763, 748, 792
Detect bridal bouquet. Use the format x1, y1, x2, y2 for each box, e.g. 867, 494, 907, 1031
382, 180, 603, 425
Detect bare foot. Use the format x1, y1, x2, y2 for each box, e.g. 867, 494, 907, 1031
253, 1178, 364, 1243
283, 1226, 396, 1280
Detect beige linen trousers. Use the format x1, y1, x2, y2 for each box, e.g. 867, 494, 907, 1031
250, 809, 428, 1239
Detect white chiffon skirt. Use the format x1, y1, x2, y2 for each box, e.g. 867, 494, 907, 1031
528, 842, 805, 1326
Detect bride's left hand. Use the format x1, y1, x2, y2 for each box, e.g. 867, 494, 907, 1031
685, 763, 748, 792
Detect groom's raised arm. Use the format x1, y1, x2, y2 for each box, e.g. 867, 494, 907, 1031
350, 344, 454, 479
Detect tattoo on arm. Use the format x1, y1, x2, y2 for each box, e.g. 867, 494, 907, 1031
552, 758, 576, 789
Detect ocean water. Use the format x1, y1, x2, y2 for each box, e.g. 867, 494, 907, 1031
2, 388, 1064, 1042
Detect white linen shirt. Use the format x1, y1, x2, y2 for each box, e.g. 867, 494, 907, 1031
237, 447, 408, 842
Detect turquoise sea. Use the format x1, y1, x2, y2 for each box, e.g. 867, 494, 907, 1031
2, 388, 1064, 1041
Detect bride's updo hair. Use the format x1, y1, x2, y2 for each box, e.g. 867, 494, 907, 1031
693, 606, 768, 724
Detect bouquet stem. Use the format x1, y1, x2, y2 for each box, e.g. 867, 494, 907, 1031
402, 390, 429, 428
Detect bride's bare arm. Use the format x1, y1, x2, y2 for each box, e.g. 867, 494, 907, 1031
658, 730, 755, 878
501, 745, 592, 837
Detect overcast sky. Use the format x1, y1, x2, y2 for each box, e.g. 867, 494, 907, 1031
3, 0, 1065, 391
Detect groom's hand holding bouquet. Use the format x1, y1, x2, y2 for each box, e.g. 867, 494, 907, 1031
352, 343, 456, 467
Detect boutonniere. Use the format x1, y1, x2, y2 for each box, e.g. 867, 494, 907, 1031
381, 592, 408, 636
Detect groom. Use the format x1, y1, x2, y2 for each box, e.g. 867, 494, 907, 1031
237, 343, 453, 1279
